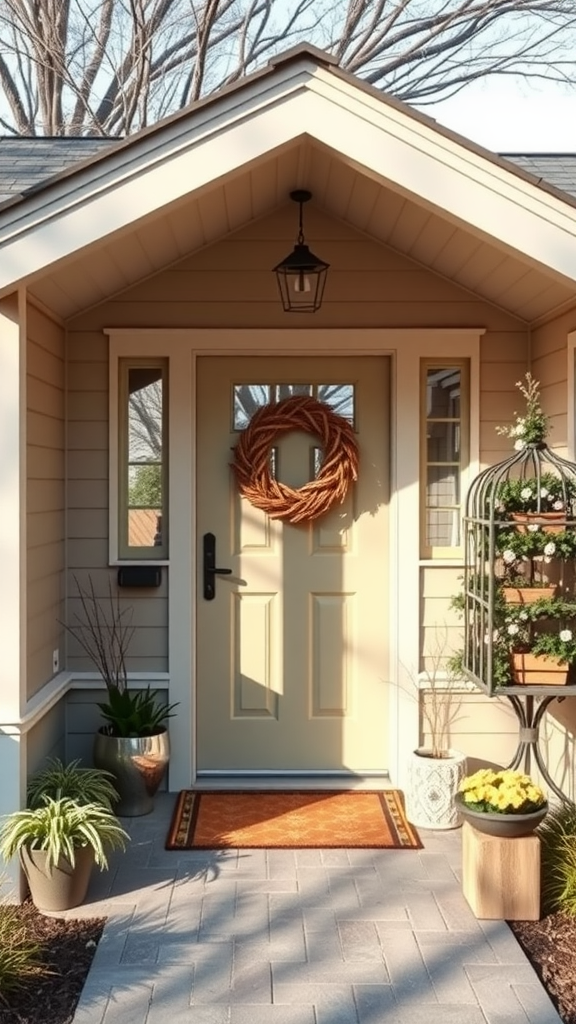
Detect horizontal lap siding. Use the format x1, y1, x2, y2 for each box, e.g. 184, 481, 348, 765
67, 206, 531, 768
27, 304, 65, 700
65, 332, 168, 677
532, 306, 576, 453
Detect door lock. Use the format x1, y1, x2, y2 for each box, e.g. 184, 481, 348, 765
203, 532, 232, 600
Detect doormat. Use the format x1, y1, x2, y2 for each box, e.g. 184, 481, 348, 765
165, 790, 422, 850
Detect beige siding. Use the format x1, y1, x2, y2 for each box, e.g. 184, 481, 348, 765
532, 304, 576, 451
421, 692, 518, 769
66, 205, 534, 769
27, 304, 65, 700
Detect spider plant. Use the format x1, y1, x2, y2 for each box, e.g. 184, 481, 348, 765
0, 797, 129, 872
26, 759, 118, 812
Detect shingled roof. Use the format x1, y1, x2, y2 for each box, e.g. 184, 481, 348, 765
1, 137, 576, 206
0, 137, 119, 202
499, 154, 576, 199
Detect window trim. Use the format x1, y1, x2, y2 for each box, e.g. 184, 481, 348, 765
420, 358, 470, 560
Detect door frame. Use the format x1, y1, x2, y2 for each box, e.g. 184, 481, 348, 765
107, 327, 482, 791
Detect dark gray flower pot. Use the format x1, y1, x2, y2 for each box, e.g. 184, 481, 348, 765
93, 728, 170, 816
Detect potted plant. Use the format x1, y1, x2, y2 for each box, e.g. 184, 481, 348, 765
455, 767, 548, 837
64, 576, 178, 816
0, 795, 128, 912
403, 637, 467, 830
26, 757, 119, 810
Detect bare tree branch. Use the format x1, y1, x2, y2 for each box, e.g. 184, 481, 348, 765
0, 0, 573, 135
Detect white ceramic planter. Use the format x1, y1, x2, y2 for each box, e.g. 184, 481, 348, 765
404, 748, 467, 830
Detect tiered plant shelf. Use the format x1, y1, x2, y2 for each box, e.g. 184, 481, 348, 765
460, 376, 576, 799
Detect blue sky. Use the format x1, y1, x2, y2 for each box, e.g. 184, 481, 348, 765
424, 78, 576, 153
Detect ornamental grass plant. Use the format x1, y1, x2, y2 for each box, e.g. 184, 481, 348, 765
538, 799, 576, 917
458, 768, 546, 814
0, 897, 48, 1003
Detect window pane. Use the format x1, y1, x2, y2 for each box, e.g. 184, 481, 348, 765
233, 384, 270, 429
427, 466, 459, 506
317, 384, 355, 424
122, 363, 166, 555
427, 369, 461, 418
426, 509, 461, 548
276, 383, 312, 401
427, 422, 461, 462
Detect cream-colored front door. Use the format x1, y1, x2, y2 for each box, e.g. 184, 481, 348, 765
196, 356, 390, 774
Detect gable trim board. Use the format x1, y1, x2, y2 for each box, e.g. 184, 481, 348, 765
1, 56, 576, 302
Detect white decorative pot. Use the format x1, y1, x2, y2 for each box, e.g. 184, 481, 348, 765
405, 748, 467, 830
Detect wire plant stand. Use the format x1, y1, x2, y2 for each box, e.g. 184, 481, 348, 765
462, 441, 576, 799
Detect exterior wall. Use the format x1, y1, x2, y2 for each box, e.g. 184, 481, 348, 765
65, 329, 168, 677
532, 305, 576, 452
65, 205, 533, 775
26, 303, 66, 700
26, 701, 66, 776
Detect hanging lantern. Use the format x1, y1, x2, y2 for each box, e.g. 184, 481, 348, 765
273, 190, 329, 312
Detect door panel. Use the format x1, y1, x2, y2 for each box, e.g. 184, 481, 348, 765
196, 356, 390, 773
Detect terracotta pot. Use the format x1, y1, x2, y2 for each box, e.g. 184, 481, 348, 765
502, 586, 556, 605
20, 845, 95, 913
454, 793, 548, 837
511, 651, 568, 685
510, 512, 566, 534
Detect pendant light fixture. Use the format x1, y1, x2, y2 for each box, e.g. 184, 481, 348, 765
273, 190, 329, 312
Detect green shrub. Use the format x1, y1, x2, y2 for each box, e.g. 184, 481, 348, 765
539, 799, 576, 916
0, 900, 47, 1000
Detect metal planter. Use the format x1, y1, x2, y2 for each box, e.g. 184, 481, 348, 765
93, 728, 170, 816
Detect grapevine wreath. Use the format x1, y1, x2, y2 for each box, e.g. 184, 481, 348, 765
231, 394, 360, 524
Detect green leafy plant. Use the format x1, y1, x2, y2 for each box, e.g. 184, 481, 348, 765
458, 768, 546, 814
63, 575, 178, 737
494, 472, 574, 515
0, 797, 129, 872
539, 800, 576, 916
27, 759, 118, 811
495, 373, 551, 448
98, 686, 177, 737
0, 898, 48, 1001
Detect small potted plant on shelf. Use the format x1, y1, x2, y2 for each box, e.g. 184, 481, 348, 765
64, 576, 178, 816
454, 767, 548, 837
0, 760, 128, 913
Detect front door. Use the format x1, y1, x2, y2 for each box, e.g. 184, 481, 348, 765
196, 356, 390, 775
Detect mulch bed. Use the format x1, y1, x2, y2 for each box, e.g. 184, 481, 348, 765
1, 903, 575, 1023
511, 913, 576, 1024
0, 903, 104, 1024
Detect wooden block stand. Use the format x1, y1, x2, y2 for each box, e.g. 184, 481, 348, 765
462, 822, 541, 920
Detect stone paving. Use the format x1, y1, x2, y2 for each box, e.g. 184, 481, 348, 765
65, 793, 562, 1024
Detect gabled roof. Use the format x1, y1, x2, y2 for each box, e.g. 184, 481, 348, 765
0, 137, 119, 203
0, 43, 576, 325
499, 154, 576, 199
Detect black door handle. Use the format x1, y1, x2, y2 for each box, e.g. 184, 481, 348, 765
203, 532, 232, 600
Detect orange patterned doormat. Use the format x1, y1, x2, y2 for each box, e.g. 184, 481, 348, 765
165, 790, 422, 850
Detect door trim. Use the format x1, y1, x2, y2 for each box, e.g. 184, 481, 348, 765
107, 328, 483, 790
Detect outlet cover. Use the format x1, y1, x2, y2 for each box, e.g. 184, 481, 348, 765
52, 649, 59, 674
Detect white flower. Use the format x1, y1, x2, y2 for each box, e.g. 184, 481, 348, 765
553, 500, 564, 511
540, 488, 549, 498
514, 439, 526, 450
519, 611, 529, 621
502, 549, 517, 564
544, 542, 556, 557
528, 523, 539, 532
560, 630, 573, 643
507, 623, 520, 636
521, 487, 533, 500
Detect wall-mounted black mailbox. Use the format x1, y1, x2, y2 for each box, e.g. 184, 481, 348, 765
117, 566, 162, 588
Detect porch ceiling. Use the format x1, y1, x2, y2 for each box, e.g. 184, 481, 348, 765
27, 137, 576, 325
